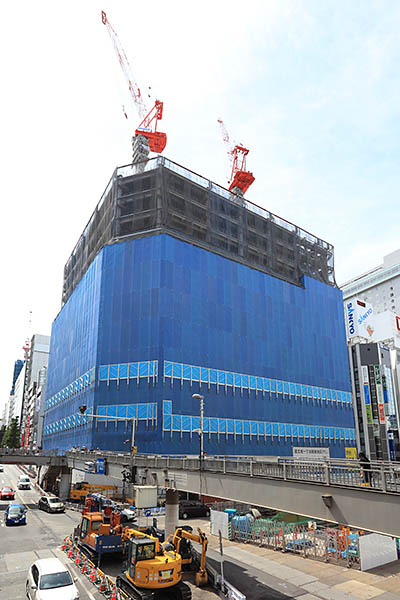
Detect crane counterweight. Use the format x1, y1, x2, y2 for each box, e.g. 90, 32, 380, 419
101, 10, 167, 161
217, 118, 255, 196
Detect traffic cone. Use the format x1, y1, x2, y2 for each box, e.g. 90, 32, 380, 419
75, 550, 81, 566
81, 556, 87, 574
110, 584, 117, 600
99, 575, 107, 592
62, 536, 67, 551
67, 545, 73, 559
89, 566, 98, 583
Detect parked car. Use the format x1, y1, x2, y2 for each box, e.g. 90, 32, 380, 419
38, 496, 65, 513
1, 486, 15, 500
18, 476, 31, 490
179, 500, 210, 520
26, 558, 79, 600
4, 503, 27, 525
0, 465, 4, 472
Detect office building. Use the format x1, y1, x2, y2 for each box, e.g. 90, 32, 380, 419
341, 249, 400, 313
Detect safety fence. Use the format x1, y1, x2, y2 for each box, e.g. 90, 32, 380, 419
230, 518, 360, 568
61, 535, 126, 599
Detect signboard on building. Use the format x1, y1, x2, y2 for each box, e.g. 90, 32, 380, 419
292, 447, 330, 460
345, 447, 357, 459
362, 366, 373, 425
374, 365, 386, 425
345, 299, 375, 339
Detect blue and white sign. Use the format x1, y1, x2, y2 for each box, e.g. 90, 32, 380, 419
345, 298, 375, 340
96, 458, 105, 475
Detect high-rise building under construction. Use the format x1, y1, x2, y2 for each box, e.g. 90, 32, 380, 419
44, 157, 356, 456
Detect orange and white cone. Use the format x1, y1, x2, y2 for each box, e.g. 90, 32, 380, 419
81, 555, 87, 574
99, 575, 106, 592
75, 550, 81, 566
89, 566, 97, 583
110, 584, 117, 600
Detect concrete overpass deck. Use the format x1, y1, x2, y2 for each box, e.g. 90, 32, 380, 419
1, 450, 399, 537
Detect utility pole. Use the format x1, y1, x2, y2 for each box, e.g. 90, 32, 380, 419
192, 394, 204, 501
78, 405, 136, 500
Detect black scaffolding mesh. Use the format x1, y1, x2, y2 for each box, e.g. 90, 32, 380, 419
62, 157, 335, 305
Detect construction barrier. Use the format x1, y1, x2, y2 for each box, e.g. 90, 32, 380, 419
62, 538, 129, 599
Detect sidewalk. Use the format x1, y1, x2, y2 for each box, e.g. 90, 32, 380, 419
197, 519, 400, 600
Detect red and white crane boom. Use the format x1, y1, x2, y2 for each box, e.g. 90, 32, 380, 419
217, 119, 255, 195
101, 11, 167, 154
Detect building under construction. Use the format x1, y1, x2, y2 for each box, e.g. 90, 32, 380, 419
44, 157, 356, 456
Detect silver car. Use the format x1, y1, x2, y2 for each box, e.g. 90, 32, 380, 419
26, 558, 79, 600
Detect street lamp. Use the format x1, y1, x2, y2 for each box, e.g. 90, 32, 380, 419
192, 394, 204, 470
77, 405, 136, 497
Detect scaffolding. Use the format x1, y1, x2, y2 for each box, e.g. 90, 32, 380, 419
62, 157, 336, 305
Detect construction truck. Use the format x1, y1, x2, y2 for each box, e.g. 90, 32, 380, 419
74, 511, 123, 565
164, 527, 208, 587
116, 527, 191, 600
69, 481, 118, 502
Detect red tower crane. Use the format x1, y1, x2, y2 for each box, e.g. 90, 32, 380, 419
217, 119, 255, 195
101, 11, 167, 154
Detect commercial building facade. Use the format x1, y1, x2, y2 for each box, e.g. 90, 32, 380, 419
348, 342, 398, 460
341, 249, 400, 314
341, 253, 400, 460
44, 158, 355, 456
20, 334, 50, 447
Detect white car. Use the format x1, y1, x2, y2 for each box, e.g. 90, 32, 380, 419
18, 476, 31, 490
26, 558, 79, 600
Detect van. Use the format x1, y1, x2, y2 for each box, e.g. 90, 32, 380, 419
18, 476, 31, 490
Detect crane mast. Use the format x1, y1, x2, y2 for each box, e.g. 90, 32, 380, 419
217, 119, 255, 197
101, 11, 167, 163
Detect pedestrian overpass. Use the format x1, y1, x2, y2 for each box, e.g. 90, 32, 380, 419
1, 449, 400, 537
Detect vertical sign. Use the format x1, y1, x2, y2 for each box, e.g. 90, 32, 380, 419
96, 457, 105, 474
362, 366, 373, 425
374, 365, 386, 424
382, 375, 389, 415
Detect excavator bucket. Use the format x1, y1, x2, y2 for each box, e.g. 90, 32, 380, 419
194, 569, 208, 587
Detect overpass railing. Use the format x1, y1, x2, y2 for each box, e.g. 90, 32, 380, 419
64, 451, 400, 494
4, 448, 400, 495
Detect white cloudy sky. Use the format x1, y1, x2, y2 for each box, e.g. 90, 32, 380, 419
1, 0, 400, 412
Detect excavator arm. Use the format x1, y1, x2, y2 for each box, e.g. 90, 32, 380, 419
168, 527, 208, 587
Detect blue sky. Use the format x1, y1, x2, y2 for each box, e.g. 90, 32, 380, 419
1, 0, 399, 410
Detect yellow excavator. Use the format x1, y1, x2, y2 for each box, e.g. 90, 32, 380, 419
163, 527, 208, 587
116, 527, 191, 600
69, 481, 117, 502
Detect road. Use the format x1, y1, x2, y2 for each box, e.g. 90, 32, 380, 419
0, 463, 294, 599
0, 464, 218, 599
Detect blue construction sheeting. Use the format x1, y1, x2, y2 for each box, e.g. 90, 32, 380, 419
44, 234, 355, 456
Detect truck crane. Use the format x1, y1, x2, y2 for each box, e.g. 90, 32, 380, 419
116, 527, 191, 600
217, 118, 255, 196
101, 11, 167, 164
164, 527, 208, 587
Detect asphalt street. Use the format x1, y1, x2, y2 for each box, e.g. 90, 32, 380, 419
0, 463, 295, 600
0, 464, 219, 599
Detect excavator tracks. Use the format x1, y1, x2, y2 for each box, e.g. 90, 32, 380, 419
116, 574, 155, 600
172, 581, 192, 600
116, 575, 192, 600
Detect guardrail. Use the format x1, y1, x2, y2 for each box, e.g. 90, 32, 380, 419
3, 448, 400, 495
91, 452, 400, 495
